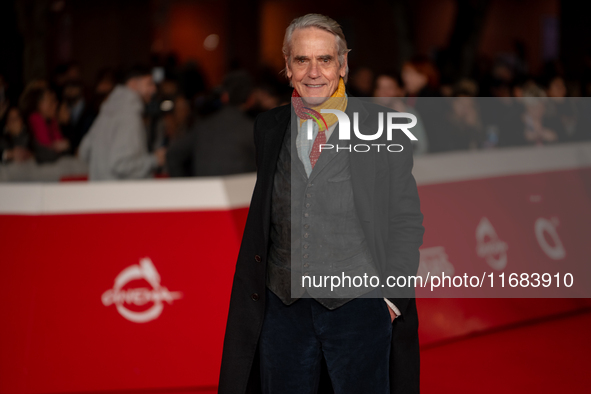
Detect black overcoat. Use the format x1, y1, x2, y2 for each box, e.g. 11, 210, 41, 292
218, 98, 425, 394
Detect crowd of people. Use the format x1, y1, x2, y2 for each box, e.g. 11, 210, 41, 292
359, 56, 591, 154
0, 60, 291, 181
1, 53, 590, 181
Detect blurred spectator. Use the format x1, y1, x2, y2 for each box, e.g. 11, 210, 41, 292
348, 67, 374, 97
521, 84, 560, 146
511, 75, 537, 98
489, 79, 512, 98
448, 95, 485, 151
545, 75, 567, 99
541, 74, 578, 142
79, 65, 165, 180
59, 80, 96, 152
179, 61, 207, 102
247, 82, 290, 119
159, 78, 180, 97
402, 55, 440, 97
167, 70, 255, 177
151, 95, 193, 152
246, 68, 291, 118
252, 84, 281, 111
91, 68, 118, 113
373, 73, 429, 155
19, 84, 70, 162
403, 55, 448, 152
52, 62, 82, 92
1, 107, 33, 163
146, 76, 181, 152
450, 79, 485, 150
480, 96, 526, 148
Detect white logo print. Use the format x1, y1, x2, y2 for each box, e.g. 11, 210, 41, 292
418, 246, 455, 282
313, 109, 418, 141
535, 217, 566, 260
476, 217, 509, 270
102, 258, 182, 323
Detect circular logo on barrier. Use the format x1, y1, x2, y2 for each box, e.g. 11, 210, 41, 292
101, 257, 182, 323
535, 217, 566, 260
476, 217, 509, 270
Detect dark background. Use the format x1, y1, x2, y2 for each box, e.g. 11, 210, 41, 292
1, 0, 590, 97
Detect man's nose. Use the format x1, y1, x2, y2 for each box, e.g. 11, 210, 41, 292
307, 60, 320, 78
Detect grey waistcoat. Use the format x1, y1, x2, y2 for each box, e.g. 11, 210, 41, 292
266, 116, 380, 310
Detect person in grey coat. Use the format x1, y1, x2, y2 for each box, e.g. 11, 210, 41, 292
79, 66, 165, 180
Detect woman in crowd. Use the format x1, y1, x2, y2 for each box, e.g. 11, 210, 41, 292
1, 106, 33, 163
20, 84, 70, 162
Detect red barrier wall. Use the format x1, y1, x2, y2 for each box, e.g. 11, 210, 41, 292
2, 143, 590, 393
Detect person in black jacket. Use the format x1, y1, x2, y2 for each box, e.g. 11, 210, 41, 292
219, 14, 424, 394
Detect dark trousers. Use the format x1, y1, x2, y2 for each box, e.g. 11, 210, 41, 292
259, 287, 392, 394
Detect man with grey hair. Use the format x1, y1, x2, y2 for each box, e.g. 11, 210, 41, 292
219, 13, 424, 394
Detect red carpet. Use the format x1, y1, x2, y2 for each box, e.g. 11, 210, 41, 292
421, 309, 591, 393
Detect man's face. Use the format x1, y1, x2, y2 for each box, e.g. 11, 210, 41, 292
285, 27, 347, 106
128, 75, 156, 103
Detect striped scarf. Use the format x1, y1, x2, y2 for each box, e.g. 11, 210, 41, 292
291, 77, 347, 131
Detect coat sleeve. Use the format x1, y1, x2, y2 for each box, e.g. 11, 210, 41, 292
385, 133, 425, 316
108, 113, 157, 179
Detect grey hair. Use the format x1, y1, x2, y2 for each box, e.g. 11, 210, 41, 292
282, 13, 351, 83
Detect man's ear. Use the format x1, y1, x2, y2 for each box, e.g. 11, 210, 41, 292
284, 56, 292, 79
340, 52, 349, 78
